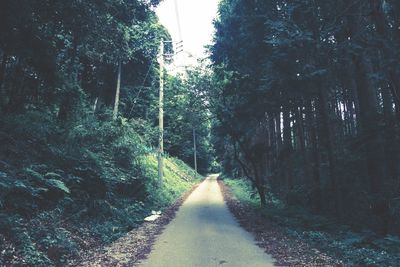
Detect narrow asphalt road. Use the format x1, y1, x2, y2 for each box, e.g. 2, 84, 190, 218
139, 175, 275, 267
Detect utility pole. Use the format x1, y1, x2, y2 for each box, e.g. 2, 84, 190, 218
158, 40, 164, 185
157, 38, 183, 185
193, 128, 197, 175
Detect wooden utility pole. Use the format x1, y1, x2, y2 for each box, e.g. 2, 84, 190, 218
158, 40, 164, 185
193, 128, 198, 175
113, 60, 122, 120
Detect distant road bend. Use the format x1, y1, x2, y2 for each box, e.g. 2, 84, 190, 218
139, 174, 275, 267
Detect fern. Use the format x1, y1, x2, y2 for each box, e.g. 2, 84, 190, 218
46, 179, 70, 194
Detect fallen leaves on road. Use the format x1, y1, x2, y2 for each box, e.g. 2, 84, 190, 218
219, 180, 344, 267
67, 184, 199, 267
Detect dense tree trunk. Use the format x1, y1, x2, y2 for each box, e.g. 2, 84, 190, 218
295, 106, 306, 154
268, 113, 277, 172
282, 103, 293, 191
93, 97, 99, 112
113, 60, 122, 120
209, 0, 400, 233
370, 0, 400, 122
275, 111, 282, 151
316, 85, 337, 193
58, 40, 79, 122
305, 99, 321, 213
233, 137, 267, 207
353, 55, 385, 192
0, 53, 7, 110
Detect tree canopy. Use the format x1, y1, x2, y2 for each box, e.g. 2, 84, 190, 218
210, 0, 400, 234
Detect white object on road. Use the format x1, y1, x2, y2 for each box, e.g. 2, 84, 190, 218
139, 174, 275, 267
144, 210, 162, 222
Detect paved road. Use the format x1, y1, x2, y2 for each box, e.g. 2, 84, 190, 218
139, 175, 275, 267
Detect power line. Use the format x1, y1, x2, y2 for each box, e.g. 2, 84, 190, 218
172, 0, 198, 177
173, 0, 183, 42
127, 60, 155, 118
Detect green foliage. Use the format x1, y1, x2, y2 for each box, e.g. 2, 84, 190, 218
225, 177, 400, 266
142, 154, 202, 208
46, 179, 70, 194
14, 231, 53, 267
210, 0, 400, 235
24, 169, 70, 195
163, 67, 217, 174
0, 107, 201, 266
0, 0, 170, 122
0, 0, 211, 266
223, 177, 260, 208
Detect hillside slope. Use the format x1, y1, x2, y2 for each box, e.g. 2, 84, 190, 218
0, 111, 200, 266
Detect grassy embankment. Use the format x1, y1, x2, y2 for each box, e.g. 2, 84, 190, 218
223, 177, 400, 266
0, 111, 201, 266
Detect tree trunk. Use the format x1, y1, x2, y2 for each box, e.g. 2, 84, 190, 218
268, 112, 277, 171
282, 102, 293, 191
251, 158, 267, 207
370, 0, 400, 123
0, 53, 7, 110
305, 99, 321, 213
58, 40, 79, 122
275, 110, 282, 151
316, 85, 337, 192
255, 180, 267, 207
344, 1, 386, 193
353, 55, 384, 192
296, 105, 306, 155
93, 97, 99, 112
112, 60, 122, 120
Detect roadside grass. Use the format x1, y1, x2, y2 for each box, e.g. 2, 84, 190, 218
223, 178, 260, 208
0, 111, 204, 266
0, 154, 200, 267
143, 154, 202, 208
222, 176, 400, 267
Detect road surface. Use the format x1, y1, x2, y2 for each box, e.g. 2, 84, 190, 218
139, 175, 275, 267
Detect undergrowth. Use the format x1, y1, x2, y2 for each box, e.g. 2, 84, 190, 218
0, 110, 201, 266
222, 176, 400, 267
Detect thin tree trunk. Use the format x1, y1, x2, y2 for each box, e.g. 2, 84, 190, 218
317, 85, 337, 192
93, 97, 99, 112
305, 99, 321, 213
275, 110, 282, 152
0, 53, 7, 110
113, 60, 122, 120
296, 106, 306, 156
282, 102, 293, 191
268, 112, 277, 171
250, 157, 267, 207
370, 0, 400, 122
58, 40, 79, 122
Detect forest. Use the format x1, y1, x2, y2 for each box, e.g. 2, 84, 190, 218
1, 0, 400, 266
0, 0, 214, 265
210, 0, 400, 235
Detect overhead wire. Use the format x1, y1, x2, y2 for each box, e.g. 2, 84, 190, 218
128, 59, 155, 118
173, 0, 183, 42
129, 0, 185, 118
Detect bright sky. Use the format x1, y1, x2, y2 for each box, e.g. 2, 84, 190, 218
156, 0, 219, 70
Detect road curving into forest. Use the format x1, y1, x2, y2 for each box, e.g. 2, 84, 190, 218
139, 174, 275, 267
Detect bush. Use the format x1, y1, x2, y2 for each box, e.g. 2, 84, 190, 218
0, 106, 203, 266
